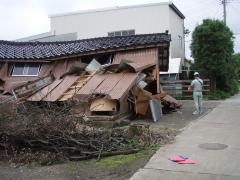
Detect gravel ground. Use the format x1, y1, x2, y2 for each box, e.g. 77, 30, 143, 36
154, 100, 222, 130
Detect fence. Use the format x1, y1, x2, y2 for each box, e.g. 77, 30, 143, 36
160, 79, 210, 99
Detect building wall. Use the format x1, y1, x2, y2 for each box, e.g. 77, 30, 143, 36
50, 4, 170, 39
50, 3, 184, 59
168, 7, 185, 58
0, 58, 80, 95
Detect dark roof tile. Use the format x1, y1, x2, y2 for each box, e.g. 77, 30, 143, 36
0, 33, 170, 60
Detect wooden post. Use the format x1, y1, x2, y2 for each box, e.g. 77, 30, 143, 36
156, 64, 160, 94
156, 48, 160, 94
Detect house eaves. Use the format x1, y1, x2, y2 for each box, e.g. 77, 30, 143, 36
169, 3, 185, 19
0, 33, 171, 61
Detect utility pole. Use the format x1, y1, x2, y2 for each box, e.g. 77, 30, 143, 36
222, 0, 227, 24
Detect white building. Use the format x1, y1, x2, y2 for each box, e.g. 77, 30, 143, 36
17, 2, 185, 59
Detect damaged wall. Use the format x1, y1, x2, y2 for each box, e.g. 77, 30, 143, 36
0, 47, 171, 121
0, 58, 82, 95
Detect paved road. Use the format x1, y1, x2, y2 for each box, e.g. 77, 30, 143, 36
130, 94, 240, 180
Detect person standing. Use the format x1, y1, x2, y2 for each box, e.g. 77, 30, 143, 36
189, 72, 203, 115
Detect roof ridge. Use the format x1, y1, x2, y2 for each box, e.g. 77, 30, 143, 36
0, 33, 171, 60
0, 33, 168, 45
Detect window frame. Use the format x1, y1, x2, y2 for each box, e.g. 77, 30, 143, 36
108, 29, 135, 37
11, 63, 41, 77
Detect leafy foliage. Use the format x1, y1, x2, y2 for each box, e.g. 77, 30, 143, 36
232, 53, 240, 79
191, 19, 239, 97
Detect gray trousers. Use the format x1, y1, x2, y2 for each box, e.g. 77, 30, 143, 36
193, 92, 203, 113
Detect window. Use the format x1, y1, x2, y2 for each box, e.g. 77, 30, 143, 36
128, 30, 135, 36
108, 30, 135, 37
114, 31, 121, 36
122, 31, 129, 36
11, 63, 41, 76
108, 32, 114, 37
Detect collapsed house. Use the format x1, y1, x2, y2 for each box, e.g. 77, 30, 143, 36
0, 33, 180, 121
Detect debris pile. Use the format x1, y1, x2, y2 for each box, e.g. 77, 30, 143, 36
0, 105, 176, 164
6, 56, 181, 121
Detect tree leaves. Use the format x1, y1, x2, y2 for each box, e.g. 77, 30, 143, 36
191, 19, 238, 94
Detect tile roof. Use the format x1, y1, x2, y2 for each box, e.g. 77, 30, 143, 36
0, 33, 170, 61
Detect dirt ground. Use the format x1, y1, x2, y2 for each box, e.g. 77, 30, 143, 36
151, 100, 221, 130
0, 100, 221, 180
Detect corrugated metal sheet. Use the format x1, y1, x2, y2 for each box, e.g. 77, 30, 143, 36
76, 74, 105, 97
108, 73, 138, 99
43, 75, 80, 101
77, 73, 138, 100
94, 73, 124, 95
59, 76, 90, 101
28, 79, 63, 101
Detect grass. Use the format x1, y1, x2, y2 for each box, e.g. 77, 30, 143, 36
96, 145, 159, 168
96, 152, 146, 168
65, 162, 80, 174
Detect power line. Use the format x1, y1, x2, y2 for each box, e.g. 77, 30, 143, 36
221, 0, 240, 24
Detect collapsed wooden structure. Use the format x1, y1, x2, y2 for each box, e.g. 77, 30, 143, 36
0, 33, 180, 120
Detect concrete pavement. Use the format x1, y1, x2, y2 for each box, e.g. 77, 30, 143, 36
130, 94, 240, 180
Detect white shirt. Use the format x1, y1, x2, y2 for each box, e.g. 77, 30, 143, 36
190, 77, 203, 92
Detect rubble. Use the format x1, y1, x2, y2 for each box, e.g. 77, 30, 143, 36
0, 34, 181, 121
0, 33, 183, 165
1, 57, 181, 121
0, 105, 159, 164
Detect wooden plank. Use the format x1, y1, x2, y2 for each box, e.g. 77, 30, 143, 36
161, 79, 210, 84
182, 90, 210, 92
43, 76, 79, 101
108, 73, 138, 100
28, 79, 62, 101
14, 75, 54, 99
59, 76, 91, 101
181, 84, 210, 88
59, 94, 75, 101
90, 98, 117, 112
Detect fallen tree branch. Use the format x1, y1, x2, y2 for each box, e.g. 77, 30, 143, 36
69, 148, 142, 161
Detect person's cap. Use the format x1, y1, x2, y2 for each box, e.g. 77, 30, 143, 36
194, 72, 199, 76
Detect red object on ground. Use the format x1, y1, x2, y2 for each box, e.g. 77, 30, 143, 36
177, 159, 196, 164
168, 156, 185, 162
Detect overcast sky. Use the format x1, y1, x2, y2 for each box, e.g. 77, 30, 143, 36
0, 0, 239, 58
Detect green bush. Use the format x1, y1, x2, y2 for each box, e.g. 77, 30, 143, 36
209, 89, 231, 100
191, 19, 239, 97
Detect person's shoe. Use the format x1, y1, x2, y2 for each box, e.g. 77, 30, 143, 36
192, 111, 199, 115
199, 111, 203, 114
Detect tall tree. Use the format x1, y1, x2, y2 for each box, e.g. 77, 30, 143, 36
232, 53, 240, 79
191, 19, 237, 94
